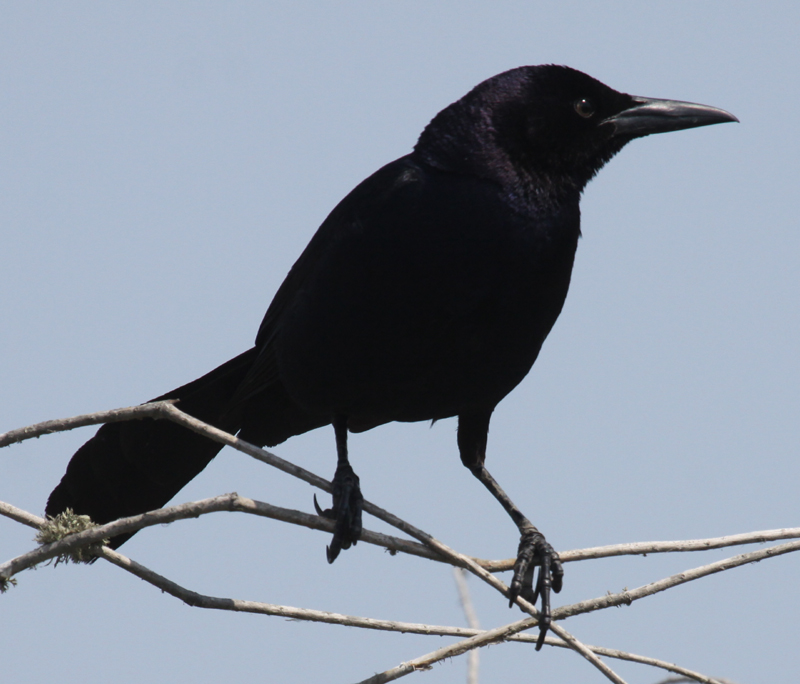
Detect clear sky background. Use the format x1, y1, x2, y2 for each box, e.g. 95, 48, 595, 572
1, 3, 797, 683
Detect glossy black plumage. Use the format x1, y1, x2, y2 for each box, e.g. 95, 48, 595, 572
46, 65, 736, 644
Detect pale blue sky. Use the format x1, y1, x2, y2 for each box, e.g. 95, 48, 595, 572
2, 4, 798, 683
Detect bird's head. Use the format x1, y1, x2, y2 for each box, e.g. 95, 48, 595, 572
415, 65, 737, 207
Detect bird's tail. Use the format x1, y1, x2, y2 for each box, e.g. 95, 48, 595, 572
45, 348, 258, 547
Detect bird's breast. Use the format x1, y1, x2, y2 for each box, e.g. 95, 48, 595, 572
274, 169, 581, 423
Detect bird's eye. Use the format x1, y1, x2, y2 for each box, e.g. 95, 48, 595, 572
574, 98, 595, 119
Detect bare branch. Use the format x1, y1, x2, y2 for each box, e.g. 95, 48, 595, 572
0, 490, 785, 684
454, 568, 480, 684
0, 501, 44, 529
98, 545, 470, 632
453, 569, 480, 631
0, 499, 626, 681
0, 401, 178, 448
0, 498, 736, 683
354, 615, 541, 684
479, 527, 800, 571
0, 502, 716, 683
355, 505, 628, 683
94, 544, 723, 684
0, 404, 629, 683
561, 527, 800, 560
555, 539, 800, 620
523, 639, 725, 684
0, 404, 784, 684
0, 494, 456, 582
6, 403, 795, 564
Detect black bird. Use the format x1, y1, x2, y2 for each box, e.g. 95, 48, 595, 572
46, 65, 736, 646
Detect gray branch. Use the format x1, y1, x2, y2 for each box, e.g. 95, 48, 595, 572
0, 402, 782, 684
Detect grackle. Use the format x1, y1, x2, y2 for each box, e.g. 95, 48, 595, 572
46, 65, 736, 647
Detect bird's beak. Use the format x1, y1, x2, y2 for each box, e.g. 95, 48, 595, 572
603, 96, 738, 139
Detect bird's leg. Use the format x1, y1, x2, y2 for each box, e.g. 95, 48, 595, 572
469, 464, 563, 649
458, 411, 562, 650
313, 415, 363, 563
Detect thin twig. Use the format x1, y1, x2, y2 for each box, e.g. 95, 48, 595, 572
1, 507, 619, 680
0, 401, 334, 493
0, 405, 781, 684
482, 527, 800, 570
453, 568, 480, 630
0, 501, 721, 683
7, 491, 796, 639
0, 401, 178, 447
354, 615, 541, 684
93, 544, 726, 683
91, 549, 729, 684
0, 405, 624, 683
347, 505, 627, 683
356, 614, 707, 684
102, 541, 722, 684
97, 545, 470, 632
0, 501, 44, 528
5, 406, 797, 564
0, 494, 449, 582
534, 642, 724, 684
454, 568, 480, 684
554, 538, 800, 621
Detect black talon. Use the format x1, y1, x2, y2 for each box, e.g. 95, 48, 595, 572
500, 521, 563, 649
325, 461, 363, 562
509, 528, 541, 605
508, 531, 562, 649
318, 416, 364, 564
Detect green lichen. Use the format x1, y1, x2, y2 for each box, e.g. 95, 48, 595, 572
36, 509, 107, 564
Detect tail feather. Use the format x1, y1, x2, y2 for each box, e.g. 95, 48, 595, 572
46, 347, 325, 548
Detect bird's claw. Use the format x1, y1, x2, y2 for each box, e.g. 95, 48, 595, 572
313, 463, 363, 563
508, 529, 563, 650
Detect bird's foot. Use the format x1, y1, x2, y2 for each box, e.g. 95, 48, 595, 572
508, 528, 563, 650
313, 462, 363, 563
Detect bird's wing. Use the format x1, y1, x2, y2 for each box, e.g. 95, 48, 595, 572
230, 155, 429, 407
